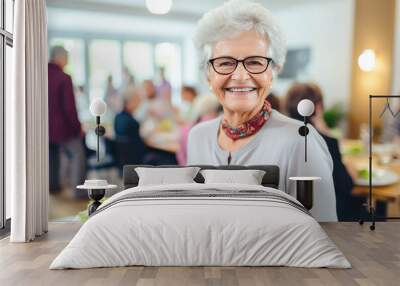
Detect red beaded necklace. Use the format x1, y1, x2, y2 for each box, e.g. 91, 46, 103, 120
221, 99, 272, 141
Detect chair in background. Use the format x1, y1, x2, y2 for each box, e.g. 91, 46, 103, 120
114, 137, 145, 176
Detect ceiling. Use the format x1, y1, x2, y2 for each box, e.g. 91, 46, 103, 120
46, 0, 335, 22
82, 0, 322, 13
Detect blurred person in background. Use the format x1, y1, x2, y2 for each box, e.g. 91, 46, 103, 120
177, 94, 221, 165
136, 79, 177, 129
48, 46, 86, 195
105, 75, 123, 118
120, 66, 135, 92
156, 67, 172, 103
114, 87, 146, 170
285, 82, 368, 221
115, 86, 178, 167
138, 79, 179, 165
180, 86, 198, 123
115, 87, 143, 140
135, 80, 163, 122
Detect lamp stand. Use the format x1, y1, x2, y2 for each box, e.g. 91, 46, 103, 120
94, 116, 106, 162
298, 116, 310, 163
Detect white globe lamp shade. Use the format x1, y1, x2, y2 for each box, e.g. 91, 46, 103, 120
358, 49, 376, 72
146, 0, 173, 15
297, 99, 315, 117
90, 98, 107, 117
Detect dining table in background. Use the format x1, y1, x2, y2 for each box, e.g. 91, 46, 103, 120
140, 118, 180, 154
341, 139, 400, 218
144, 134, 179, 154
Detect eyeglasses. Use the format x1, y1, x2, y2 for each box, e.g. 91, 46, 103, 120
208, 56, 273, 75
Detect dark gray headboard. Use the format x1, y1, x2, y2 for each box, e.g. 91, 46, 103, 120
123, 165, 280, 190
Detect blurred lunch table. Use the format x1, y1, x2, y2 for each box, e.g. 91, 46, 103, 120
144, 133, 179, 154
82, 117, 180, 154
141, 118, 180, 154
341, 139, 400, 217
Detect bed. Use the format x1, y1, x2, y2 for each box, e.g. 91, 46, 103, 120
50, 165, 350, 269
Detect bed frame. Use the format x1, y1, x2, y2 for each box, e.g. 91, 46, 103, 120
122, 165, 315, 211
84, 165, 313, 215
123, 165, 280, 189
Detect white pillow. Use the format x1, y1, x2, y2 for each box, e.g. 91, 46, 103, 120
200, 169, 266, 185
135, 167, 201, 186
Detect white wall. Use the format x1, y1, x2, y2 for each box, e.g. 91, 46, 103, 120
273, 0, 355, 110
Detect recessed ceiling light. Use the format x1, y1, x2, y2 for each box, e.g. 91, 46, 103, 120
145, 0, 173, 15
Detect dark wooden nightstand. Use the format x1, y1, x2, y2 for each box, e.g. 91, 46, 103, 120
289, 177, 321, 210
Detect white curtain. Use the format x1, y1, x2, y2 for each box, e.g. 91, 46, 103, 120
8, 0, 49, 242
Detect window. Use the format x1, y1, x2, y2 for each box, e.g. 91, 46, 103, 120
123, 41, 154, 83
1, 0, 14, 230
155, 42, 182, 105
89, 39, 122, 100
47, 36, 183, 108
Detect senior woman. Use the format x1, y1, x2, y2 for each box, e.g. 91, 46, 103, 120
187, 0, 337, 222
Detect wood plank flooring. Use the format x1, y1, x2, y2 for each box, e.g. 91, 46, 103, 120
0, 222, 399, 286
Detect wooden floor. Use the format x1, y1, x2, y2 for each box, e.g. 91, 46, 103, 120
0, 222, 399, 286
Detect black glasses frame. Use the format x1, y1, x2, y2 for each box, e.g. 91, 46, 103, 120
208, 56, 273, 75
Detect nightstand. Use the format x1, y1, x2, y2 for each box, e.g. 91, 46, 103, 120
289, 177, 321, 210
77, 180, 117, 216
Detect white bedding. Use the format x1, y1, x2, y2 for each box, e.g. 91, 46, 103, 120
50, 183, 351, 269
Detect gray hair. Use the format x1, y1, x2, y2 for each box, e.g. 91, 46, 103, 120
50, 46, 68, 61
193, 0, 286, 75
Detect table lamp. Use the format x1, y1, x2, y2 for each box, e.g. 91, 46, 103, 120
297, 99, 315, 163
89, 98, 107, 162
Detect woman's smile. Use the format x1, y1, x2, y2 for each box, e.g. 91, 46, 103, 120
223, 86, 258, 99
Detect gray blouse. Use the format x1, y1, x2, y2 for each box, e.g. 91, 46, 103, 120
187, 110, 338, 222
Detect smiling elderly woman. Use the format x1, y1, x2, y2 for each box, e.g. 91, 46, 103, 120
187, 0, 337, 222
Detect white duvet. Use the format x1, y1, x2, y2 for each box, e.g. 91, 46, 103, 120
50, 183, 351, 269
